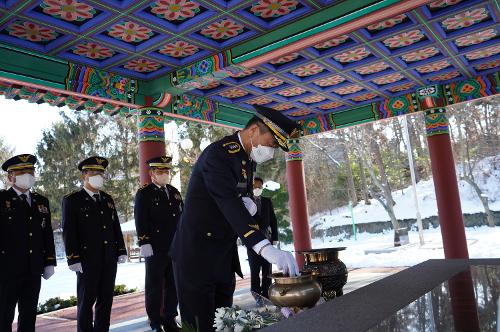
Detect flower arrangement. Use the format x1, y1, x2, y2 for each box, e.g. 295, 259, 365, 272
213, 306, 284, 332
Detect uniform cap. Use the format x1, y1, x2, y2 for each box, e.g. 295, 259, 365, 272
253, 105, 300, 152
147, 155, 172, 169
1, 154, 37, 172
78, 156, 109, 171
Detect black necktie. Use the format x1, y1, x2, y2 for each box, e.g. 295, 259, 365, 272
20, 193, 30, 207
93, 194, 101, 207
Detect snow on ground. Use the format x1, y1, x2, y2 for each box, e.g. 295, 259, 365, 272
310, 156, 500, 229
39, 261, 146, 305
39, 225, 500, 305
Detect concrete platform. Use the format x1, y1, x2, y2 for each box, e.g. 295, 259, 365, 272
14, 267, 403, 332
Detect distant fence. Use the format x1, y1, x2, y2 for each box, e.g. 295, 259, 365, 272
311, 211, 500, 239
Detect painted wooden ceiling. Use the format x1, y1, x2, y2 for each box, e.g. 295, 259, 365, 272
0, 0, 499, 122
189, 0, 500, 120
0, 0, 337, 80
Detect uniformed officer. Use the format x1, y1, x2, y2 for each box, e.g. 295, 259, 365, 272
0, 154, 56, 332
247, 176, 279, 304
134, 156, 183, 332
62, 156, 127, 332
170, 105, 301, 331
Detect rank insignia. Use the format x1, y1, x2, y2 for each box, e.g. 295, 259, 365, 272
5, 201, 10, 209
222, 142, 241, 154
107, 202, 115, 210
38, 204, 49, 214
242, 168, 247, 179
41, 219, 46, 228
175, 193, 181, 200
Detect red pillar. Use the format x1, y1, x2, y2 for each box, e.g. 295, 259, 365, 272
425, 110, 469, 259
448, 269, 480, 330
286, 140, 312, 270
138, 101, 166, 186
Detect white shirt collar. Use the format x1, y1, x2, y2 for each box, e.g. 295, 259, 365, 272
12, 186, 30, 200
237, 132, 247, 153
83, 186, 99, 199
153, 182, 169, 199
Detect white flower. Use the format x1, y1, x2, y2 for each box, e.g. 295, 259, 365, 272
234, 323, 245, 332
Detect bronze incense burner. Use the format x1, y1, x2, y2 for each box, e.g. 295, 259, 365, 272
298, 247, 348, 300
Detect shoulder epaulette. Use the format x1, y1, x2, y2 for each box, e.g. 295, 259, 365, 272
222, 141, 241, 154
138, 183, 149, 191
64, 190, 80, 198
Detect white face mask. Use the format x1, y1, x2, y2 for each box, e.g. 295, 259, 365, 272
253, 188, 263, 197
154, 173, 170, 186
15, 174, 36, 190
88, 175, 104, 190
250, 136, 275, 164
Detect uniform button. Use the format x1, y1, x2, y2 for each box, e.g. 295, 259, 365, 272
104, 240, 108, 244
155, 203, 159, 206
103, 225, 106, 229
8, 216, 12, 220
207, 232, 212, 237
83, 246, 87, 249
101, 211, 104, 215
29, 217, 32, 220
1, 251, 4, 254
156, 229, 160, 233
29, 233, 32, 237
29, 250, 32, 254
173, 214, 176, 217
85, 214, 88, 217
169, 203, 172, 206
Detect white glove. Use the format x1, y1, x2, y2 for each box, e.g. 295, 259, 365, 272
42, 265, 55, 280
140, 244, 154, 257
260, 245, 299, 276
69, 262, 83, 273
118, 255, 128, 264
273, 241, 279, 246
242, 197, 257, 216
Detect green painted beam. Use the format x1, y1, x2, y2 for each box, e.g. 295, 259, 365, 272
0, 45, 68, 88
216, 103, 254, 128
232, 0, 400, 63
332, 105, 378, 128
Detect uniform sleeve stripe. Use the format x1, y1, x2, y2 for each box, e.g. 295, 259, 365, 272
244, 230, 255, 238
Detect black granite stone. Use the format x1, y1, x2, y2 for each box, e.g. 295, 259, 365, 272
261, 259, 500, 332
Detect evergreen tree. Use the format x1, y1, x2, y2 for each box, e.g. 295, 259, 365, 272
35, 112, 139, 227
0, 137, 14, 189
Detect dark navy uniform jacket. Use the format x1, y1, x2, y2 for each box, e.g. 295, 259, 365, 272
134, 183, 183, 254
62, 189, 127, 268
0, 188, 56, 274
170, 132, 267, 281
253, 196, 279, 242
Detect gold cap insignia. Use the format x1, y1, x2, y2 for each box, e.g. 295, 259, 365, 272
19, 155, 30, 162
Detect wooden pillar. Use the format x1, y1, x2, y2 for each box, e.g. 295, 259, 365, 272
416, 85, 468, 259
138, 102, 166, 186
286, 139, 312, 270
448, 269, 479, 330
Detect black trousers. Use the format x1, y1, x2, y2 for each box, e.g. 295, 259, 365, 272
145, 254, 178, 329
0, 273, 41, 332
247, 249, 272, 299
76, 262, 117, 332
173, 262, 235, 332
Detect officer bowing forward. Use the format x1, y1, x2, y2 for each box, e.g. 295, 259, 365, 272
0, 154, 56, 332
134, 156, 183, 332
62, 156, 127, 332
170, 106, 301, 331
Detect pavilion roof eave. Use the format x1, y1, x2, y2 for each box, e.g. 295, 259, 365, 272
0, 75, 241, 130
